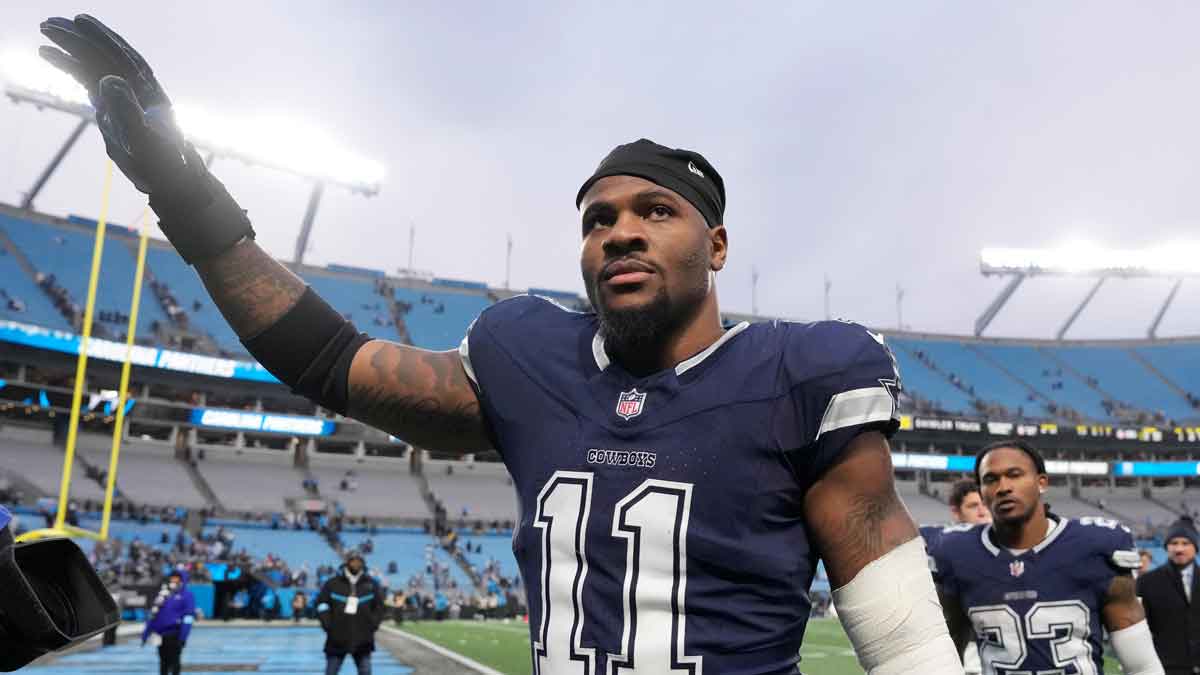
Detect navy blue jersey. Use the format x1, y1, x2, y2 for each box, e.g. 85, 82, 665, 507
461, 295, 901, 675
920, 524, 949, 555
931, 517, 1140, 675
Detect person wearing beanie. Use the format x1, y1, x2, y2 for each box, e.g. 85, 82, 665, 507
315, 550, 384, 675
141, 568, 196, 675
1137, 516, 1200, 674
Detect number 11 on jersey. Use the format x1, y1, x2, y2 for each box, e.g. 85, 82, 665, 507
533, 471, 703, 674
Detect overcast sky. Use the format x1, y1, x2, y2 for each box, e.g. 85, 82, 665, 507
2, 2, 1198, 339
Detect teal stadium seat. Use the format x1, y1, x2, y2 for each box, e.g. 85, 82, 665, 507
1136, 343, 1200, 405
301, 270, 405, 344
885, 337, 975, 414
0, 243, 72, 331
1, 213, 170, 341
1049, 345, 1195, 422
144, 246, 244, 354
973, 344, 1110, 420
393, 285, 491, 351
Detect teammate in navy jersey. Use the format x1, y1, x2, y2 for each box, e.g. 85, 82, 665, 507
920, 478, 992, 675
932, 440, 1163, 675
36, 20, 963, 671
920, 478, 993, 555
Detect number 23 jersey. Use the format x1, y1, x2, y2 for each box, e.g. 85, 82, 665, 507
460, 295, 901, 675
930, 517, 1140, 675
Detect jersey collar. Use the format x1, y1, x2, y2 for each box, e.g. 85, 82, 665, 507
980, 516, 1068, 557
591, 321, 751, 376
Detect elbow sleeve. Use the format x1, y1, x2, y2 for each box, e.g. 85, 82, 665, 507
833, 537, 963, 675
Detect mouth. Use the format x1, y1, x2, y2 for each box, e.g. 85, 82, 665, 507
993, 498, 1019, 514
600, 258, 656, 289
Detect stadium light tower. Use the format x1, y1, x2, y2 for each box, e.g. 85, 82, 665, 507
1, 49, 385, 265
976, 242, 1200, 338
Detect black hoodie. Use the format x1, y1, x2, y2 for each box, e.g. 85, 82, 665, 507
314, 565, 385, 656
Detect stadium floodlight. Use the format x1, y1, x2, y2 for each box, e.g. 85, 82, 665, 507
2, 47, 385, 263
171, 105, 386, 192
981, 242, 1200, 277
1, 49, 386, 193
976, 241, 1196, 338
0, 48, 91, 108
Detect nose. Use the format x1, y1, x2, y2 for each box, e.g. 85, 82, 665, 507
994, 478, 1014, 497
601, 210, 648, 258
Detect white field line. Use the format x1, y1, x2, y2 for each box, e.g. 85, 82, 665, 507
382, 625, 506, 675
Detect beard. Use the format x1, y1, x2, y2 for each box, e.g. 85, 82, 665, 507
594, 285, 679, 358
585, 249, 713, 367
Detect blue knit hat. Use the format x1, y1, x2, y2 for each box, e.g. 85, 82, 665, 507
1164, 515, 1198, 550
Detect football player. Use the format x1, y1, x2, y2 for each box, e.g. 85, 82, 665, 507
921, 478, 993, 551
932, 440, 1163, 675
39, 15, 963, 674
921, 478, 991, 674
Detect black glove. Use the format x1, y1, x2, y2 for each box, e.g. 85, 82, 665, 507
39, 14, 254, 264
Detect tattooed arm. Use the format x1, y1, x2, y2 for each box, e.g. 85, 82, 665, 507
1102, 574, 1146, 631
803, 431, 918, 587
194, 238, 307, 336
193, 238, 490, 452
345, 340, 490, 452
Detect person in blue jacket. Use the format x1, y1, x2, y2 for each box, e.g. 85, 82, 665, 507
141, 568, 196, 675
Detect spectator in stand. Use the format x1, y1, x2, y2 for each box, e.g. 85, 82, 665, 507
292, 591, 309, 622
1138, 549, 1154, 578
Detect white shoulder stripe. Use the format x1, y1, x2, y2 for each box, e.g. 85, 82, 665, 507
1111, 549, 1141, 569
815, 386, 895, 440
459, 319, 479, 387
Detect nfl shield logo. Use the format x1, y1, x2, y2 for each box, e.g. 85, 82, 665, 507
615, 389, 647, 421
1009, 560, 1025, 578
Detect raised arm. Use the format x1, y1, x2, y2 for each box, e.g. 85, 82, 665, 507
194, 239, 490, 451
39, 15, 491, 453
804, 431, 962, 674
345, 340, 489, 451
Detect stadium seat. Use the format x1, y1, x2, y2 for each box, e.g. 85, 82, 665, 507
144, 246, 244, 354
1135, 343, 1200, 410
0, 244, 73, 331
202, 524, 329, 570
889, 337, 1032, 413
0, 213, 170, 342
195, 450, 309, 512
885, 339, 976, 414
425, 461, 518, 522
308, 457, 428, 519
1047, 346, 1195, 422
393, 286, 491, 351
972, 344, 1110, 420
300, 269, 405, 344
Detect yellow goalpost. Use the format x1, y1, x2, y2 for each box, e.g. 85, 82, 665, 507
17, 162, 151, 544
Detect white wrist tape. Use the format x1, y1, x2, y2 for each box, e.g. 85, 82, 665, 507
832, 537, 963, 675
1109, 620, 1163, 675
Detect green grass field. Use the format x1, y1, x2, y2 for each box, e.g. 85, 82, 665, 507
401, 618, 1123, 674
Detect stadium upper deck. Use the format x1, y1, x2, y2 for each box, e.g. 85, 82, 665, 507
2, 203, 1196, 428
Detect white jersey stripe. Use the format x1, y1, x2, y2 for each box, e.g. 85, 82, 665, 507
815, 386, 895, 439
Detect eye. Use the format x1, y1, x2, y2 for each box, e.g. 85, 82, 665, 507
647, 204, 673, 220
582, 207, 616, 236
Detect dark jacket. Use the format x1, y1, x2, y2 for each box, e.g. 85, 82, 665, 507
142, 570, 196, 645
315, 566, 385, 656
1137, 561, 1200, 674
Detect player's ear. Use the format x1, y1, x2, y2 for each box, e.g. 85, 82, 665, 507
709, 225, 727, 272
1036, 473, 1049, 493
